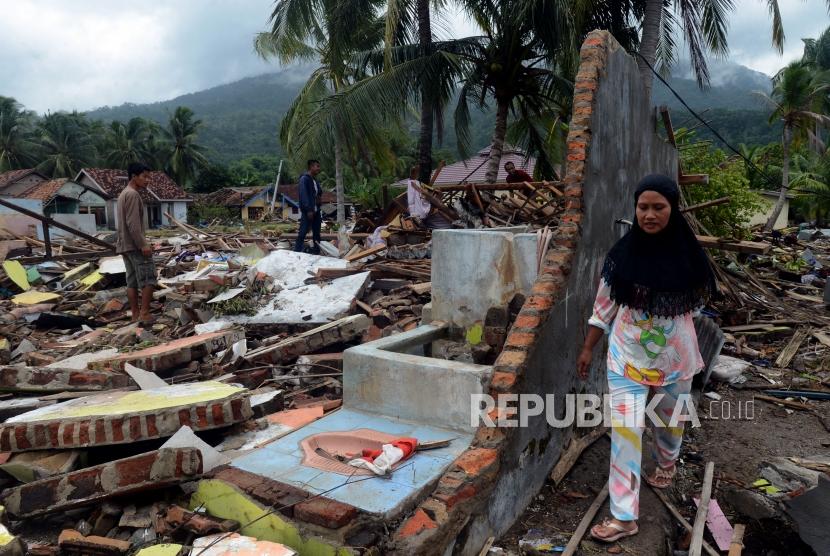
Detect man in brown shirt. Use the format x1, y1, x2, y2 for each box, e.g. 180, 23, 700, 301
116, 163, 157, 324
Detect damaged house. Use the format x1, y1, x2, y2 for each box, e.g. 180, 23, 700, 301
75, 168, 192, 229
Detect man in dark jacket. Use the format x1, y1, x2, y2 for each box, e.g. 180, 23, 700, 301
294, 159, 323, 253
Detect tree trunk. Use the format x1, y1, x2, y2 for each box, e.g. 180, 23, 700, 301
334, 135, 346, 226
484, 99, 510, 183
637, 0, 663, 100
765, 125, 791, 231
416, 0, 433, 184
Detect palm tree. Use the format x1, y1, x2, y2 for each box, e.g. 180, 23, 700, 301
104, 118, 151, 169
162, 106, 209, 189
757, 61, 830, 230
0, 97, 37, 171
289, 0, 573, 184
254, 0, 385, 227
35, 112, 98, 178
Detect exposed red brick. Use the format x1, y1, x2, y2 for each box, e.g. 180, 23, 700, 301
490, 371, 518, 391
513, 313, 541, 329
396, 508, 437, 539
454, 448, 499, 477
505, 331, 534, 347
294, 497, 358, 529
494, 350, 526, 368
434, 484, 477, 510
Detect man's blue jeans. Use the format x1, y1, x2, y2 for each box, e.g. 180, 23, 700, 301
294, 210, 322, 253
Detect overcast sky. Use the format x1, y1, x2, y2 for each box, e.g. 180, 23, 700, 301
1, 0, 827, 114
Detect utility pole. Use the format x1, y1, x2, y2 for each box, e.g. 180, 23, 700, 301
269, 159, 283, 215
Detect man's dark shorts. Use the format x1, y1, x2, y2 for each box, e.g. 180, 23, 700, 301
122, 251, 157, 289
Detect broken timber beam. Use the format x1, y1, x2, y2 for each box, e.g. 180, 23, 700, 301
690, 461, 715, 556
681, 197, 731, 213
244, 314, 370, 365
550, 426, 607, 484
696, 235, 771, 255
0, 197, 114, 253
561, 484, 608, 556
680, 174, 710, 186
345, 244, 386, 263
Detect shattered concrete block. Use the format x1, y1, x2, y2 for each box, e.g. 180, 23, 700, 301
245, 315, 370, 364
0, 449, 82, 482
88, 329, 245, 373
0, 381, 252, 452
58, 529, 130, 555
0, 448, 203, 519
0, 397, 54, 422
0, 366, 132, 393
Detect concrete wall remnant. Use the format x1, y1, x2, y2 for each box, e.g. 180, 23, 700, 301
389, 30, 680, 554
431, 229, 537, 333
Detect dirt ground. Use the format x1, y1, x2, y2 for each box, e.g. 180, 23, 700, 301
496, 385, 829, 555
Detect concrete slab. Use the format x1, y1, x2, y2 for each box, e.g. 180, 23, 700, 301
45, 348, 119, 370
191, 533, 297, 556
87, 329, 245, 373
0, 366, 132, 393
0, 381, 252, 451
231, 408, 473, 519
344, 324, 492, 432
1, 448, 202, 518
244, 315, 370, 364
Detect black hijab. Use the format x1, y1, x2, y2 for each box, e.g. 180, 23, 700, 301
601, 174, 716, 317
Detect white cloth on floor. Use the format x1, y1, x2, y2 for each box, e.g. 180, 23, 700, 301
348, 443, 405, 475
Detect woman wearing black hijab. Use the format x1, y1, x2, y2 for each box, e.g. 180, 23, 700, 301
577, 174, 716, 542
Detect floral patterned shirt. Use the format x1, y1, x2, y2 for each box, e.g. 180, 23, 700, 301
588, 278, 703, 385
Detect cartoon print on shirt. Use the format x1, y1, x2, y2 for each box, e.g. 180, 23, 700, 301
620, 314, 681, 385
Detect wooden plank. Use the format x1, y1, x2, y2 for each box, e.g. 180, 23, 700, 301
696, 235, 771, 255
432, 182, 555, 192
774, 327, 809, 368
785, 290, 824, 304
344, 245, 386, 263
681, 197, 731, 213
561, 484, 608, 556
755, 394, 813, 411
651, 487, 720, 556
410, 181, 458, 221
813, 331, 830, 349
315, 268, 365, 280
410, 282, 431, 295
728, 524, 746, 556
690, 461, 716, 556
550, 427, 607, 485
12, 250, 114, 264
660, 105, 677, 147
680, 174, 710, 186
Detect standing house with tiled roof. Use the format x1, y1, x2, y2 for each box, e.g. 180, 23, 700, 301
0, 169, 48, 196
200, 185, 277, 221
14, 178, 109, 223
273, 183, 350, 221
75, 168, 192, 230
392, 146, 537, 187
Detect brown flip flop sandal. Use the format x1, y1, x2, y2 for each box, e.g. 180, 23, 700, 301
590, 519, 639, 542
645, 465, 676, 489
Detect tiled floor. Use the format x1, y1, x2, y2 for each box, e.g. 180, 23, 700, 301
231, 408, 473, 518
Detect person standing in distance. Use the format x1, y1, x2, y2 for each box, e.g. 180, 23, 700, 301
294, 159, 323, 254
116, 162, 158, 325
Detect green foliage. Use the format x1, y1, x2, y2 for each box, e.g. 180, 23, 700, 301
194, 163, 235, 193
188, 203, 239, 224
680, 138, 766, 238
346, 178, 383, 209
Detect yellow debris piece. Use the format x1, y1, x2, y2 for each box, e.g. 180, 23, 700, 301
2, 261, 29, 291
80, 271, 104, 289
135, 544, 184, 556
11, 290, 60, 306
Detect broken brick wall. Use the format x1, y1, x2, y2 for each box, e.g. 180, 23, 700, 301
389, 30, 679, 554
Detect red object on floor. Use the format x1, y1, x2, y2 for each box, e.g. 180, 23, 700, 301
360, 437, 418, 463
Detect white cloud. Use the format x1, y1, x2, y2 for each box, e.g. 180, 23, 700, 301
0, 0, 827, 113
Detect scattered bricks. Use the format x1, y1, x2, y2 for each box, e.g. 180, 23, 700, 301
294, 497, 358, 529
454, 448, 499, 477
1, 448, 202, 519
26, 544, 59, 556
58, 529, 130, 555
157, 504, 239, 535
88, 329, 245, 373
210, 467, 310, 517
395, 508, 437, 540
0, 381, 251, 451
24, 352, 56, 367
91, 502, 122, 537
0, 366, 132, 393
244, 315, 370, 365
101, 298, 124, 313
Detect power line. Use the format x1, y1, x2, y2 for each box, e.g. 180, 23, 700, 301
633, 50, 830, 201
